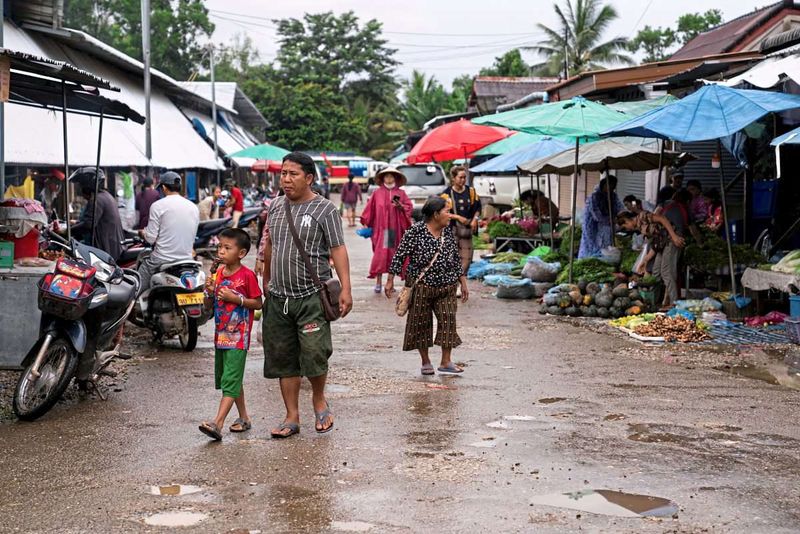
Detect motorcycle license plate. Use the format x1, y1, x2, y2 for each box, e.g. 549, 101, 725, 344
176, 292, 204, 306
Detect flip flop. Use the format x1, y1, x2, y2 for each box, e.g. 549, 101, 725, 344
421, 364, 435, 376
199, 421, 222, 441
229, 418, 252, 433
437, 363, 464, 375
373, 284, 383, 293
270, 422, 300, 439
315, 402, 334, 434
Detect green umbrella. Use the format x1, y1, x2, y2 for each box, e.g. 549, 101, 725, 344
228, 143, 290, 161
609, 95, 678, 117
473, 97, 629, 282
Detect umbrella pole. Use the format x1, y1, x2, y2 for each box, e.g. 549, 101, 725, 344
61, 79, 71, 242
530, 174, 535, 218
516, 172, 522, 218
568, 138, 580, 284
656, 140, 665, 192
90, 109, 104, 249
716, 139, 737, 294
605, 162, 615, 248
546, 173, 555, 249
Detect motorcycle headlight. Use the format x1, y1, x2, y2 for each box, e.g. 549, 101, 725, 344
90, 255, 115, 282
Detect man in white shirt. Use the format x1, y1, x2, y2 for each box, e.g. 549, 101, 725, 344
137, 171, 200, 292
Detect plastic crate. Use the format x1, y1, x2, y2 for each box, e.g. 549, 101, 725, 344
790, 295, 800, 318
785, 317, 800, 344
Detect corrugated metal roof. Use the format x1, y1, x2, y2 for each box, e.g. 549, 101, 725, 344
177, 81, 269, 131
470, 77, 559, 112
670, 3, 784, 61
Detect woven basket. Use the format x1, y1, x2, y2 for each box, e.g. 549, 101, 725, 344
721, 299, 753, 322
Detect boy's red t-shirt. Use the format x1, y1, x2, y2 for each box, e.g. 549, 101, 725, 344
212, 265, 262, 350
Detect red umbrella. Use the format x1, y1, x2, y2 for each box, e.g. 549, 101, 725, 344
406, 119, 513, 164
251, 159, 283, 173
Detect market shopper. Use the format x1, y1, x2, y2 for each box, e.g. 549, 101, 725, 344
135, 177, 161, 229
261, 152, 353, 438
137, 172, 200, 292
360, 167, 413, 293
578, 175, 624, 259
686, 180, 709, 224
385, 197, 468, 376
199, 186, 222, 221
226, 179, 245, 228
520, 189, 559, 222
440, 165, 481, 275
68, 167, 124, 261
703, 189, 724, 233
617, 210, 686, 309
656, 169, 684, 208
341, 174, 362, 227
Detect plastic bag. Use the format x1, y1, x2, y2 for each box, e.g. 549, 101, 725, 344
527, 246, 552, 260
531, 282, 555, 298
356, 227, 373, 239
667, 308, 696, 321
483, 274, 525, 287
467, 260, 491, 280
599, 246, 621, 265
496, 283, 535, 299
486, 262, 517, 275
632, 245, 649, 275
521, 256, 561, 282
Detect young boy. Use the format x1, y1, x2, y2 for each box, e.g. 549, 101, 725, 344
199, 228, 263, 441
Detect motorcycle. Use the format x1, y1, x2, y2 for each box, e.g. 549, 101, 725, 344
13, 233, 140, 421
129, 253, 209, 351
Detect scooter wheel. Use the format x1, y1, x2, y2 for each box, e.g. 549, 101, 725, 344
179, 317, 198, 352
13, 338, 79, 421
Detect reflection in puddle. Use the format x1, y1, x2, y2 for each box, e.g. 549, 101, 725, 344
530, 490, 678, 518
486, 420, 509, 429
715, 355, 800, 391
330, 520, 374, 532
143, 511, 208, 526
149, 484, 203, 496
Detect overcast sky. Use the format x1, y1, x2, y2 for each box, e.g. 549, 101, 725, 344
204, 0, 771, 87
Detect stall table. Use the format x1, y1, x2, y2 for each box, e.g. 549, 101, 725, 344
0, 265, 52, 369
741, 267, 800, 316
494, 236, 547, 254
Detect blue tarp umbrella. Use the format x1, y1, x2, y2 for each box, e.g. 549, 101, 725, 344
470, 137, 572, 173
603, 84, 800, 292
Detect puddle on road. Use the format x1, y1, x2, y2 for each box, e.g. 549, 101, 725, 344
538, 397, 567, 404
715, 350, 800, 391
149, 484, 203, 496
468, 437, 497, 448
604, 414, 626, 421
404, 430, 452, 450
330, 520, 375, 532
503, 415, 536, 421
326, 384, 353, 394
530, 489, 678, 518
143, 511, 208, 527
486, 420, 510, 429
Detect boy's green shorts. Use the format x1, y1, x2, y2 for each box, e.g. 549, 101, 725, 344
262, 294, 332, 379
214, 349, 247, 398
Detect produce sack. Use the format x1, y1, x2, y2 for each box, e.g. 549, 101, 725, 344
467, 260, 491, 280
483, 274, 522, 287
599, 246, 621, 265
667, 308, 696, 321
521, 256, 561, 282
531, 282, 555, 298
771, 250, 800, 274
526, 246, 552, 261
495, 277, 533, 299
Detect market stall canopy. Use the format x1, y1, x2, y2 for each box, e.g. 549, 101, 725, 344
601, 84, 800, 142
228, 143, 290, 161
608, 95, 678, 117
472, 96, 627, 139
473, 132, 546, 156
770, 125, 800, 146
518, 139, 693, 175
723, 54, 800, 89
406, 119, 513, 164
251, 160, 283, 173
471, 137, 572, 173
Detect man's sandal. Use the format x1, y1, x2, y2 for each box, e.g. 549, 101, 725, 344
270, 422, 300, 439
229, 418, 252, 433
315, 402, 334, 434
199, 421, 222, 441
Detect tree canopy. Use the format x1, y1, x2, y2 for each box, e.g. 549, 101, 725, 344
629, 9, 724, 63
528, 0, 633, 77
480, 49, 531, 77
64, 0, 214, 81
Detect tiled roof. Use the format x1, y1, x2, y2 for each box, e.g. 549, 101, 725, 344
470, 76, 560, 112
670, 3, 784, 60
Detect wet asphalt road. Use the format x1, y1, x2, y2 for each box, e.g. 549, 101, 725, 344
1, 209, 800, 533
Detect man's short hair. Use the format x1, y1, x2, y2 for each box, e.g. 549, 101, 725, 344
218, 228, 251, 253
283, 152, 317, 178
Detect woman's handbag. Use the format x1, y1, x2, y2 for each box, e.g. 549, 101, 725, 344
395, 238, 442, 317
284, 199, 342, 322
455, 222, 473, 239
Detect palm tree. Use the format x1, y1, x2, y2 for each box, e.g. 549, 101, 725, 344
402, 70, 456, 131
527, 0, 633, 77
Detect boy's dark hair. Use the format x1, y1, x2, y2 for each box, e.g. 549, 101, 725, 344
283, 152, 317, 177
219, 228, 251, 253
623, 194, 638, 204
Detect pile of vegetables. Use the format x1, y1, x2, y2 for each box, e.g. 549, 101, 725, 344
487, 221, 524, 240
610, 313, 658, 329
558, 226, 582, 258
490, 252, 526, 264
684, 231, 764, 272
771, 250, 800, 274
539, 281, 650, 318
555, 258, 616, 284
632, 315, 711, 342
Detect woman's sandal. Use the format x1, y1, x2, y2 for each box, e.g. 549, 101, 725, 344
437, 363, 464, 375
199, 421, 222, 441
229, 418, 252, 433
421, 364, 435, 376
270, 422, 300, 439
315, 402, 334, 434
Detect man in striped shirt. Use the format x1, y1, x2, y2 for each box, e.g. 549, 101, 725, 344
261, 152, 352, 438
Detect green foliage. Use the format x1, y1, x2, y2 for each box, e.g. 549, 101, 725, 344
676, 9, 723, 44
479, 49, 530, 77
487, 221, 524, 240
64, 0, 214, 80
555, 258, 616, 284
684, 229, 764, 272
559, 225, 582, 257
402, 71, 463, 131
527, 0, 633, 76
628, 26, 676, 63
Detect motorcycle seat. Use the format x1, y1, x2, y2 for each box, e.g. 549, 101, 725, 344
158, 259, 202, 272
106, 280, 136, 308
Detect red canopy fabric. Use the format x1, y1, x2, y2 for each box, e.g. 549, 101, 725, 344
251, 160, 282, 173
406, 119, 513, 164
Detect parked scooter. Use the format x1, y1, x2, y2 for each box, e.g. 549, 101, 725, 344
13, 233, 140, 421
129, 254, 209, 351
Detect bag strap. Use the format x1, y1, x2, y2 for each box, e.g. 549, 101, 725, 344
410, 234, 443, 289
284, 197, 324, 289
